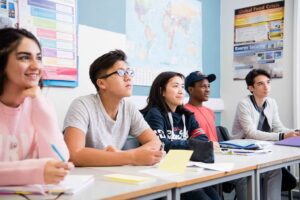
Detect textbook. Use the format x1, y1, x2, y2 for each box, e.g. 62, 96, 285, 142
104, 173, 155, 185
0, 175, 94, 195
219, 139, 271, 150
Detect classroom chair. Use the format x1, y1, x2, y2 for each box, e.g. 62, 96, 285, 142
122, 136, 140, 150
216, 126, 237, 200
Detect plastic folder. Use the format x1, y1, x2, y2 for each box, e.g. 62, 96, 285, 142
275, 136, 300, 147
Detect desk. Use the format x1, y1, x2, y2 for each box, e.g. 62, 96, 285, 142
169, 152, 257, 200
68, 166, 175, 200
253, 145, 300, 200
2, 145, 300, 200
0, 167, 175, 200
171, 144, 300, 200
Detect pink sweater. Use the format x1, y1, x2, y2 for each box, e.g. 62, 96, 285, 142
0, 96, 69, 186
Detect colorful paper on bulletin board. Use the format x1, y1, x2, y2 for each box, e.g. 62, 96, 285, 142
18, 0, 78, 87
0, 0, 18, 28
43, 80, 78, 87
233, 1, 284, 80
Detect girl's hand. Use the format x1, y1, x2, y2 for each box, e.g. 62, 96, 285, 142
22, 85, 41, 99
44, 160, 72, 184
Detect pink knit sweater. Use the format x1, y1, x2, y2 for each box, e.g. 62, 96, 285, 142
0, 95, 69, 186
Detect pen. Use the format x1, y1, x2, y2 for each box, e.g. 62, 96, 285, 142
51, 144, 65, 162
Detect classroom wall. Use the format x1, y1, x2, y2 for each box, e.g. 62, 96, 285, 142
44, 0, 221, 129
220, 0, 295, 131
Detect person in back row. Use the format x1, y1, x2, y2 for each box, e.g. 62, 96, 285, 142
231, 69, 300, 200
0, 28, 71, 186
63, 49, 163, 167
141, 71, 220, 200
184, 71, 247, 200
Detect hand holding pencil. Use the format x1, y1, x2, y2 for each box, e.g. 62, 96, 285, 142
43, 144, 74, 184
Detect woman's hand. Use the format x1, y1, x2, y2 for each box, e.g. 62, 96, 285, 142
22, 85, 41, 99
44, 160, 73, 184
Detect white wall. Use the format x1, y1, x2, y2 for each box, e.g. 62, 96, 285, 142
44, 25, 126, 129
293, 0, 300, 128
220, 0, 295, 131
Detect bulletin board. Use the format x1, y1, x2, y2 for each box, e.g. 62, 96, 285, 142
0, 0, 78, 87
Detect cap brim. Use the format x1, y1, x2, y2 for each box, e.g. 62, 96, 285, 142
207, 74, 216, 82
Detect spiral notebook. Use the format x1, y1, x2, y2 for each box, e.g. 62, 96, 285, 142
0, 175, 94, 195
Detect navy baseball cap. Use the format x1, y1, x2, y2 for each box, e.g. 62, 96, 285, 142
185, 71, 216, 92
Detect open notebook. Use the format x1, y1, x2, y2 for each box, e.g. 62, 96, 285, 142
0, 175, 94, 195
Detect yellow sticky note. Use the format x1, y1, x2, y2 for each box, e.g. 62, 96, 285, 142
159, 150, 193, 173
104, 174, 155, 184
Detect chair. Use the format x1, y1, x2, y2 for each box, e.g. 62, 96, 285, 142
121, 136, 140, 150
216, 125, 230, 142
216, 126, 236, 199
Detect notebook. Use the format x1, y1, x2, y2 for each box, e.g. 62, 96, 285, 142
104, 174, 155, 185
275, 136, 300, 147
0, 175, 94, 195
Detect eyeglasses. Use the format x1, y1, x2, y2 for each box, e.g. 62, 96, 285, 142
98, 68, 135, 79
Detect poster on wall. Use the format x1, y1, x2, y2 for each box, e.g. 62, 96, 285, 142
18, 0, 77, 87
233, 1, 284, 80
1, 0, 78, 87
0, 0, 18, 28
126, 0, 202, 86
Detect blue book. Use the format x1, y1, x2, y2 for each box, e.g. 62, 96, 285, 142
219, 139, 262, 150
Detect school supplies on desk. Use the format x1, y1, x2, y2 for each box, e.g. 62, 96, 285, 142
187, 161, 234, 172
104, 174, 155, 185
0, 175, 94, 195
51, 144, 66, 161
159, 150, 193, 173
219, 139, 271, 150
275, 136, 300, 147
219, 148, 272, 156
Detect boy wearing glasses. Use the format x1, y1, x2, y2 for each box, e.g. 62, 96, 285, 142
63, 49, 163, 166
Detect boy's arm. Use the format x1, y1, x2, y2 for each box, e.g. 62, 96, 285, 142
64, 127, 163, 167
136, 128, 161, 149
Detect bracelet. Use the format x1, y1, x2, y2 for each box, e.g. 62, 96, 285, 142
279, 132, 285, 140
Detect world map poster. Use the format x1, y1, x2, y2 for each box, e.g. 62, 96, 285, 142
126, 0, 202, 86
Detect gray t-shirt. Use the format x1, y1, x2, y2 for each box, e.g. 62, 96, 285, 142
63, 94, 150, 149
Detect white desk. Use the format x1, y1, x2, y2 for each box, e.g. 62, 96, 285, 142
252, 145, 300, 200
168, 152, 257, 200
2, 145, 300, 200
68, 166, 175, 200
0, 166, 175, 200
